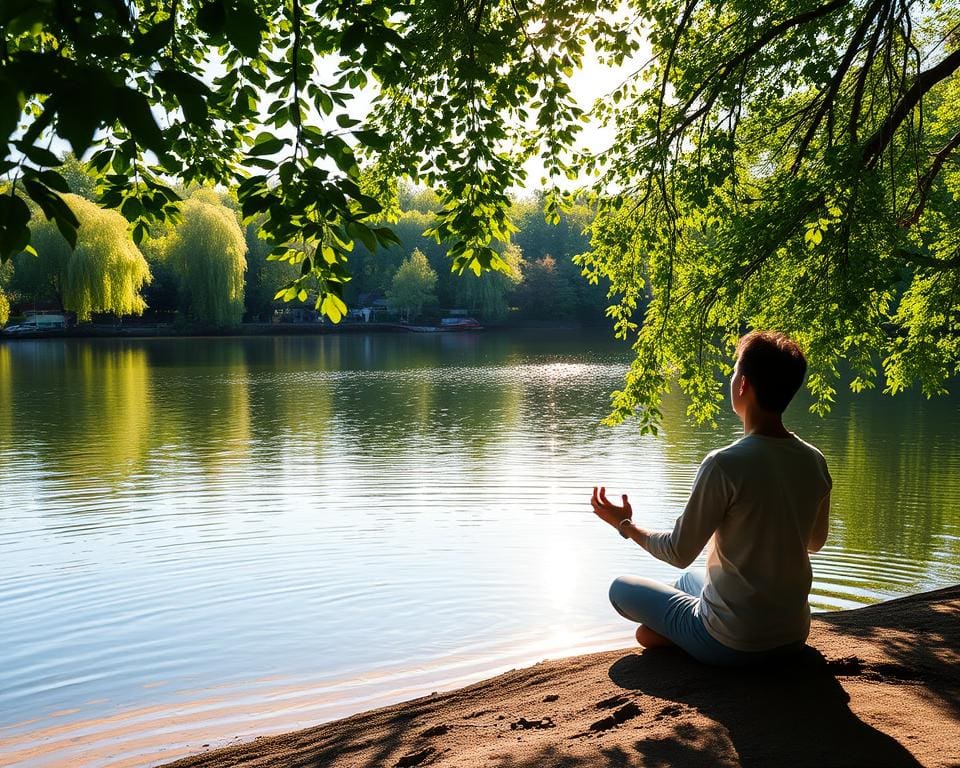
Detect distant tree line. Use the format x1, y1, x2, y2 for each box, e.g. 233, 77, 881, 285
340, 186, 608, 324
1, 158, 609, 329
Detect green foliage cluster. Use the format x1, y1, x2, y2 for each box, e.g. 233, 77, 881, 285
574, 1, 960, 430
453, 244, 523, 323
344, 191, 605, 323
3, 182, 603, 326
0, 261, 10, 324
387, 249, 438, 322
24, 194, 151, 321
163, 193, 248, 327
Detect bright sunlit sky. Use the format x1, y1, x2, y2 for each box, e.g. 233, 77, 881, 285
308, 42, 647, 192
30, 40, 648, 195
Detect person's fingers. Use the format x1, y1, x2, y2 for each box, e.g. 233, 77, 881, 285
591, 486, 599, 507
622, 494, 629, 508
599, 486, 609, 505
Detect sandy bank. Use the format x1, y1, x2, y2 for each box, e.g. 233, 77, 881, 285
164, 585, 960, 768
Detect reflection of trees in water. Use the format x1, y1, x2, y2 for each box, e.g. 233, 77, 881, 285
0, 340, 259, 487
3, 335, 957, 579
1, 341, 155, 482
244, 340, 334, 462
656, 389, 742, 467
140, 340, 253, 476
811, 388, 960, 574
0, 344, 12, 465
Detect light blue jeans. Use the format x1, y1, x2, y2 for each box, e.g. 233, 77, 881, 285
608, 571, 805, 667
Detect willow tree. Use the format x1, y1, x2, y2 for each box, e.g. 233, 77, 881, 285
4, 1, 960, 428
166, 191, 247, 327
27, 194, 151, 321
0, 261, 9, 325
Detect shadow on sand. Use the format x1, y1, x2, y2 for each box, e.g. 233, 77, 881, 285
605, 645, 922, 768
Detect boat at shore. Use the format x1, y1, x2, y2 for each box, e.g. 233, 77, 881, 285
407, 318, 484, 333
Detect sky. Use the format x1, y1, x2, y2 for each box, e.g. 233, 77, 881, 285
13, 37, 647, 196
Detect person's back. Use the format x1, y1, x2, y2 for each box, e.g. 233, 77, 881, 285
592, 330, 831, 666
701, 434, 831, 650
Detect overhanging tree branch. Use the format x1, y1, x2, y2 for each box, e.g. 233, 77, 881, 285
862, 46, 960, 168
791, 0, 888, 172
899, 129, 960, 227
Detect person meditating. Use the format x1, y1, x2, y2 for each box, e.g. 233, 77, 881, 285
592, 331, 832, 666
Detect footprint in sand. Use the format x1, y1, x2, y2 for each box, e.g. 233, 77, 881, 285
510, 716, 556, 730
395, 746, 435, 767
589, 702, 642, 732
654, 703, 684, 720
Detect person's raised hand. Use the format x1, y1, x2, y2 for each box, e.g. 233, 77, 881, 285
591, 485, 633, 530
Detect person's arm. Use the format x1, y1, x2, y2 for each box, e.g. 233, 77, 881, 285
621, 519, 651, 548
808, 492, 830, 553
637, 456, 732, 568
593, 457, 732, 568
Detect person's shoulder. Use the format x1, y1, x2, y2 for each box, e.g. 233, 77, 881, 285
789, 434, 833, 488
707, 434, 810, 473
789, 434, 829, 463
707, 436, 758, 462
702, 438, 751, 474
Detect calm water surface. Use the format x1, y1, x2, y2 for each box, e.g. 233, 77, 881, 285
1, 333, 958, 766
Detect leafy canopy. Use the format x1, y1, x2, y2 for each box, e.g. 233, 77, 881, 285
2, 1, 960, 426
1, 0, 606, 314
576, 0, 960, 430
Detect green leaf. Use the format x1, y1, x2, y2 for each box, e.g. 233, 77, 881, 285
56, 89, 102, 155
248, 136, 287, 156
133, 19, 175, 55
0, 76, 19, 146
121, 196, 143, 222
116, 88, 166, 154
0, 193, 32, 261
354, 129, 389, 151
21, 145, 62, 168
37, 170, 69, 193
224, 0, 266, 57
155, 70, 211, 124
341, 22, 365, 52
196, 1, 226, 35
320, 293, 347, 322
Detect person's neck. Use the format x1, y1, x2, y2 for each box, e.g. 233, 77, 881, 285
742, 408, 791, 438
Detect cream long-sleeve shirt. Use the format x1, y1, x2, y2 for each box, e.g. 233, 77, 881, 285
644, 433, 832, 651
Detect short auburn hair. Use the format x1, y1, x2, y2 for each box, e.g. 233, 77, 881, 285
735, 331, 807, 413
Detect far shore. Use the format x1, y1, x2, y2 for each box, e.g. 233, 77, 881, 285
0, 320, 596, 341
159, 585, 960, 768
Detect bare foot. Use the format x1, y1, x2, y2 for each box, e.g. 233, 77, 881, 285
636, 624, 675, 648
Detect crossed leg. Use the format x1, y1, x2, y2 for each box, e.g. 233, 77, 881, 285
610, 571, 706, 650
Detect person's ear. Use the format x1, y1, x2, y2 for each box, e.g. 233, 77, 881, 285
738, 374, 749, 398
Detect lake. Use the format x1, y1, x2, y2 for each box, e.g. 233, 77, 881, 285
1, 332, 958, 767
